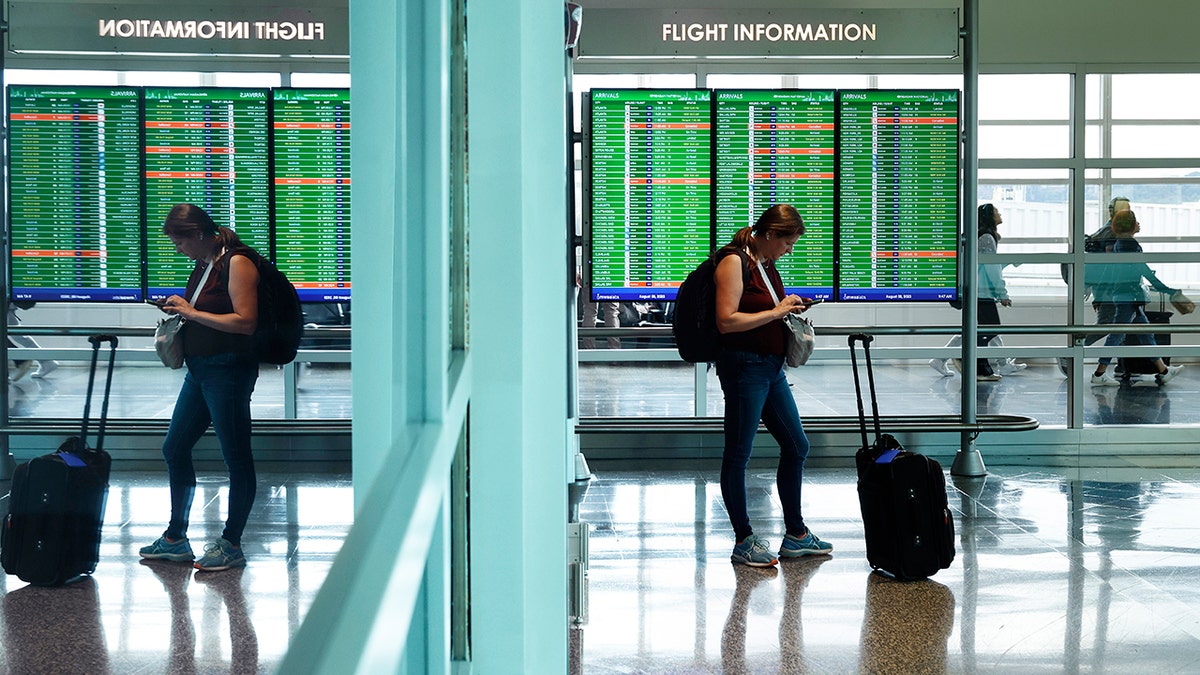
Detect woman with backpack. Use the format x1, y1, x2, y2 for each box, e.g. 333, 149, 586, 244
713, 204, 829, 568
139, 203, 262, 572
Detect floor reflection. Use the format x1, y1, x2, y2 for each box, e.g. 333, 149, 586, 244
578, 466, 1200, 673
0, 471, 351, 673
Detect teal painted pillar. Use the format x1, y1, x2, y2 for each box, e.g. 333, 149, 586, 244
468, 0, 571, 672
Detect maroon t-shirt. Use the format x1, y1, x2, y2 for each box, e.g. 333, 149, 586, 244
181, 250, 254, 357
716, 249, 787, 356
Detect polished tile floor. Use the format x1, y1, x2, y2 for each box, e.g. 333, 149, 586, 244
577, 360, 1200, 426
0, 470, 353, 673
574, 465, 1200, 673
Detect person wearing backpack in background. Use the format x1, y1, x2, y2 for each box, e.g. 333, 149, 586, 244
712, 204, 828, 568
1088, 209, 1184, 387
1058, 196, 1129, 376
139, 203, 262, 572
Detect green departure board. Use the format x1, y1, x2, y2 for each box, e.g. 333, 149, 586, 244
838, 90, 959, 301
587, 89, 712, 301
7, 86, 144, 301
144, 88, 271, 298
714, 90, 835, 299
272, 88, 350, 302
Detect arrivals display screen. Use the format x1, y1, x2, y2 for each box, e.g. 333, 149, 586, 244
837, 90, 959, 301
272, 88, 351, 302
143, 87, 271, 299
6, 86, 144, 301
584, 88, 960, 304
714, 90, 836, 300
587, 89, 712, 302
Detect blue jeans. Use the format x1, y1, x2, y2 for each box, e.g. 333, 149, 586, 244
162, 351, 259, 546
1098, 303, 1156, 367
715, 350, 810, 542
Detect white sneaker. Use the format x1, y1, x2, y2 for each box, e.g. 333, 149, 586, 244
1090, 372, 1120, 387
31, 361, 58, 378
928, 358, 954, 377
1157, 364, 1184, 386
996, 361, 1028, 375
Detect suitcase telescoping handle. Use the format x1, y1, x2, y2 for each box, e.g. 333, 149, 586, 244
81, 334, 119, 454
847, 333, 883, 451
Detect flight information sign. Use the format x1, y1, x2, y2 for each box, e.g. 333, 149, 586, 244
837, 90, 959, 301
714, 90, 836, 300
272, 88, 351, 302
7, 86, 144, 301
587, 89, 711, 302
143, 87, 271, 298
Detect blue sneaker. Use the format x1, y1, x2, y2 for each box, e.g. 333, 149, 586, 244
731, 534, 778, 567
779, 531, 833, 558
194, 538, 246, 572
139, 536, 195, 562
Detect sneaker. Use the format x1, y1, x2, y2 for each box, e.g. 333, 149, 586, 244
31, 361, 58, 378
731, 534, 778, 568
1090, 372, 1120, 387
928, 358, 954, 377
779, 531, 834, 558
996, 361, 1027, 375
977, 373, 1002, 382
195, 538, 246, 572
9, 360, 33, 383
1057, 357, 1070, 377
139, 536, 195, 562
1157, 364, 1184, 386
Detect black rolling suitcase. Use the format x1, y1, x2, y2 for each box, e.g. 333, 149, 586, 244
848, 334, 955, 580
2, 335, 118, 586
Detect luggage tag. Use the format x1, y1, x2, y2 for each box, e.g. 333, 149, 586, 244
57, 451, 87, 468
874, 448, 902, 464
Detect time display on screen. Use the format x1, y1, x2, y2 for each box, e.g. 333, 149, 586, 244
588, 89, 712, 302
143, 88, 271, 299
272, 88, 351, 302
7, 86, 144, 301
837, 90, 959, 301
715, 90, 836, 300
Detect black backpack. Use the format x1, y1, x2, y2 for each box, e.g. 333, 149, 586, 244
672, 249, 748, 363
234, 249, 304, 365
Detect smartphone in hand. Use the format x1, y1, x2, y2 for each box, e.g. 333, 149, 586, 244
145, 298, 167, 308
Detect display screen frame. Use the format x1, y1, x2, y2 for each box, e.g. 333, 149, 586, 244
582, 87, 962, 305
6, 84, 147, 302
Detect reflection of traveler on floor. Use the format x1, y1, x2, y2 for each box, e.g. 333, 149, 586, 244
1089, 210, 1184, 387
577, 272, 621, 349
714, 204, 828, 568
138, 203, 262, 572
3, 577, 110, 673
196, 567, 260, 672
721, 565, 777, 672
778, 557, 828, 670
142, 559, 198, 672
858, 573, 955, 674
1060, 197, 1130, 376
931, 204, 1023, 381
7, 302, 59, 382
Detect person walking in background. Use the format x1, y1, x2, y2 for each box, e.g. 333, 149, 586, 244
578, 271, 622, 350
1059, 196, 1130, 376
931, 203, 1022, 381
1089, 209, 1184, 387
713, 204, 829, 568
7, 302, 58, 381
138, 204, 262, 572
